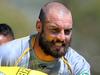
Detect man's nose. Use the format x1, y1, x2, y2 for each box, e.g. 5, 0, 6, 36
56, 31, 66, 41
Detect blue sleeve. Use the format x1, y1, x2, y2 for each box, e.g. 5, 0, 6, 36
0, 36, 30, 66
65, 48, 91, 75
75, 58, 90, 75
70, 51, 91, 75
0, 40, 21, 66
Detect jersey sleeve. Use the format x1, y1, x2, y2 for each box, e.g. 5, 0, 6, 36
0, 40, 21, 66
65, 48, 91, 75
75, 57, 90, 75
0, 36, 30, 66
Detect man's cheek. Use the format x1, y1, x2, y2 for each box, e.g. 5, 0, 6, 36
46, 35, 54, 42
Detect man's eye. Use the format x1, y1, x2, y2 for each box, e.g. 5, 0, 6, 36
51, 29, 59, 34
64, 30, 71, 35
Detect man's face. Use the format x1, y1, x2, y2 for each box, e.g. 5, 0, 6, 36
0, 35, 13, 45
38, 10, 72, 58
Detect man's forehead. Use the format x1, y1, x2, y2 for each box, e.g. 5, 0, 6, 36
0, 35, 5, 40
0, 35, 12, 40
45, 22, 72, 29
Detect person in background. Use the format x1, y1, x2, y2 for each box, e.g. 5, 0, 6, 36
0, 2, 90, 75
0, 23, 14, 45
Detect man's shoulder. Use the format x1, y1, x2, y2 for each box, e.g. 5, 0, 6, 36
0, 36, 30, 66
15, 36, 30, 42
65, 47, 90, 67
65, 47, 90, 74
0, 36, 30, 56
66, 47, 86, 61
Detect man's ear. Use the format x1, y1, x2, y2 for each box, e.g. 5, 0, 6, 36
36, 19, 42, 33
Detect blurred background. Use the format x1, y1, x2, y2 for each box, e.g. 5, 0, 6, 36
0, 0, 100, 74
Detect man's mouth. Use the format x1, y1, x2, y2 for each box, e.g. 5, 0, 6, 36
55, 42, 62, 46
52, 43, 64, 50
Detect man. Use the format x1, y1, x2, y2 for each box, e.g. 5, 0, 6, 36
0, 23, 14, 45
0, 2, 90, 75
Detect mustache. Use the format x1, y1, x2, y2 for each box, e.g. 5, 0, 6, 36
51, 40, 66, 46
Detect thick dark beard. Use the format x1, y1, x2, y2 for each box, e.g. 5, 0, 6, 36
38, 33, 71, 58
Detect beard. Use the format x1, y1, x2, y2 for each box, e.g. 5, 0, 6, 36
38, 33, 71, 58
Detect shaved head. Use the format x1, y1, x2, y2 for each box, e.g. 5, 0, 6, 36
39, 2, 72, 24
43, 2, 70, 14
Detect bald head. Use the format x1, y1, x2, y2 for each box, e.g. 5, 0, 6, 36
43, 2, 70, 14
39, 2, 72, 23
